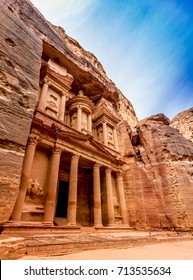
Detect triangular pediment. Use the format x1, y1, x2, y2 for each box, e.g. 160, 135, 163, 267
93, 103, 120, 124
59, 129, 118, 159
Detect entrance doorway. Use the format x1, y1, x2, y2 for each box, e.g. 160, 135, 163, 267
55, 181, 69, 218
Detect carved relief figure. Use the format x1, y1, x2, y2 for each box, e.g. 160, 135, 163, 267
47, 99, 57, 109
70, 112, 77, 129
97, 126, 103, 142
113, 196, 119, 215
108, 131, 113, 143
81, 112, 88, 130
48, 94, 58, 110
27, 179, 44, 199
46, 90, 60, 117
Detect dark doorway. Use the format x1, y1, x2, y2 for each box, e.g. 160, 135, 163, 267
55, 181, 69, 218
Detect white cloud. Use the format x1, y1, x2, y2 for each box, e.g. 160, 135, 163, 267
30, 0, 95, 24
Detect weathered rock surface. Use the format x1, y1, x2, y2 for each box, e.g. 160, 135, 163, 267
0, 0, 41, 222
126, 114, 193, 230
171, 107, 193, 143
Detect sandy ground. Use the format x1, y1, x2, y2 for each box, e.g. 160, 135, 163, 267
21, 240, 193, 260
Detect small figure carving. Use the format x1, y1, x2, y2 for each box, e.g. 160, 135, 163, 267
81, 114, 88, 130
113, 196, 119, 208
47, 100, 57, 109
97, 126, 103, 142
70, 112, 77, 129
113, 196, 119, 215
108, 131, 113, 143
27, 179, 44, 198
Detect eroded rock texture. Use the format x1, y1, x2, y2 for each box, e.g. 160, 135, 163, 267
127, 114, 193, 230
171, 107, 193, 143
0, 0, 41, 222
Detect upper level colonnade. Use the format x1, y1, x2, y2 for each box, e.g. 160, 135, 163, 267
37, 58, 120, 152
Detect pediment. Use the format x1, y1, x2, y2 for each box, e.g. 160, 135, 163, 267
93, 103, 120, 124
60, 130, 116, 158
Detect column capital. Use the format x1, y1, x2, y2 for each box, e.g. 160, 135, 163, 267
72, 154, 80, 161
105, 167, 111, 174
43, 77, 50, 85
52, 146, 63, 155
94, 162, 100, 169
28, 134, 39, 146
77, 105, 82, 109
117, 170, 124, 178
61, 91, 67, 96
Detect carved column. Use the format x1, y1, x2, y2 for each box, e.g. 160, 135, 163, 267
58, 94, 66, 122
105, 167, 115, 226
93, 163, 102, 227
11, 135, 39, 221
67, 154, 80, 225
88, 113, 92, 132
38, 80, 49, 111
102, 120, 108, 146
113, 128, 119, 151
43, 147, 62, 223
77, 106, 82, 131
116, 171, 128, 225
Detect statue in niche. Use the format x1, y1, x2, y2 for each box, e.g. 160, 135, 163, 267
70, 112, 77, 129
81, 114, 88, 130
47, 94, 58, 111
47, 100, 57, 109
27, 179, 44, 199
107, 130, 113, 143
97, 126, 103, 142
113, 196, 119, 215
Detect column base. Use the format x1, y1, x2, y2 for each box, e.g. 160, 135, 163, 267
107, 224, 116, 227
66, 222, 77, 227
42, 221, 53, 226
94, 224, 103, 228
122, 223, 129, 227
7, 219, 21, 225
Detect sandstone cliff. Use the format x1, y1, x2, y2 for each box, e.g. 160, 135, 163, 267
127, 114, 193, 230
0, 0, 42, 223
171, 107, 193, 143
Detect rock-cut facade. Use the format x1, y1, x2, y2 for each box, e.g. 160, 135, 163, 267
1, 0, 193, 231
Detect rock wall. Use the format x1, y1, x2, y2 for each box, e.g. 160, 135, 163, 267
171, 107, 193, 143
0, 0, 42, 222
127, 114, 193, 230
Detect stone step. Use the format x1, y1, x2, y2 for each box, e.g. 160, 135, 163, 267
0, 222, 81, 237
81, 227, 96, 233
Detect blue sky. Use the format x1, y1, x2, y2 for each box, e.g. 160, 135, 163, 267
30, 0, 193, 120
